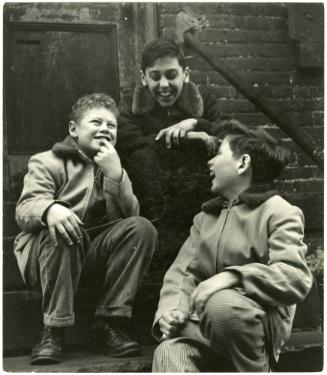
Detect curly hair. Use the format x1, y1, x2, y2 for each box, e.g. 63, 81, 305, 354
70, 93, 119, 123
213, 119, 291, 183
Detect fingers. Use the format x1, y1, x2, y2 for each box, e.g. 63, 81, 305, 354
56, 223, 74, 246
49, 226, 58, 247
51, 218, 83, 247
155, 129, 164, 141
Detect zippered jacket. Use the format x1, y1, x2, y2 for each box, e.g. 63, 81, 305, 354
152, 184, 312, 360
117, 81, 223, 155
14, 135, 139, 281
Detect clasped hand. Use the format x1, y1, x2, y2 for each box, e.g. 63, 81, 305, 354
46, 204, 83, 247
155, 119, 219, 156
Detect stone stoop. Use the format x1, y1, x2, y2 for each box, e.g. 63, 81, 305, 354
3, 347, 154, 373
3, 339, 324, 373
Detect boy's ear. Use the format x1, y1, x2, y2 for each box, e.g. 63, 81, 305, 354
238, 154, 251, 176
184, 66, 190, 83
69, 121, 78, 138
140, 70, 147, 86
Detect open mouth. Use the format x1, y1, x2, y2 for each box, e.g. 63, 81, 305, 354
94, 136, 111, 143
157, 91, 174, 98
209, 171, 215, 179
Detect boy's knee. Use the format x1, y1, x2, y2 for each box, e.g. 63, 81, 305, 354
124, 216, 157, 240
200, 289, 265, 340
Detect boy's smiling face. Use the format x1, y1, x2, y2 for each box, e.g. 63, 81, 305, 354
69, 106, 117, 158
208, 138, 242, 197
141, 56, 189, 107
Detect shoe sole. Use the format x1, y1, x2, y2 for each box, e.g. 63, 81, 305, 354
107, 347, 141, 358
30, 355, 62, 365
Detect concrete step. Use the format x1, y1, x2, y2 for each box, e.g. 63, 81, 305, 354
3, 347, 154, 373
3, 341, 323, 372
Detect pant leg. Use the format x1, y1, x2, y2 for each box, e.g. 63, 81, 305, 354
152, 338, 205, 372
199, 288, 270, 372
80, 216, 157, 318
24, 228, 88, 327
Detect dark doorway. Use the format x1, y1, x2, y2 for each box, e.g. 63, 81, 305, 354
4, 22, 119, 154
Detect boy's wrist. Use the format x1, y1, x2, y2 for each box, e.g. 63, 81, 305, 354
103, 168, 123, 183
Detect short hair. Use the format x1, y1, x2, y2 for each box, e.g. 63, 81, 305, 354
141, 39, 186, 72
213, 119, 291, 183
70, 93, 119, 123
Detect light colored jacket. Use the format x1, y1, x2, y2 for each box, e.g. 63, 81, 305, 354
153, 185, 312, 360
14, 136, 139, 280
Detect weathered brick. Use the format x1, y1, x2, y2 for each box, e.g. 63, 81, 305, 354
215, 99, 257, 112
215, 3, 288, 17
279, 166, 323, 180
200, 84, 239, 99
312, 112, 324, 126
190, 70, 207, 84
276, 179, 324, 194
229, 112, 272, 126
207, 14, 287, 30
199, 29, 288, 43
189, 56, 296, 72
204, 43, 296, 58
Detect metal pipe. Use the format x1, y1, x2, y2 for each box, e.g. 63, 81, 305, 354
184, 31, 323, 170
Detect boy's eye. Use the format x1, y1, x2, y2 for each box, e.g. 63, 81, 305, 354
149, 72, 161, 81
165, 71, 178, 80
91, 119, 101, 125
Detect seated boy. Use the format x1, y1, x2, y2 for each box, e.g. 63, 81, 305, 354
14, 93, 157, 365
118, 39, 223, 219
152, 119, 313, 372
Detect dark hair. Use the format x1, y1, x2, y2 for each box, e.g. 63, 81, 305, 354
213, 119, 291, 183
141, 39, 186, 72
70, 93, 119, 123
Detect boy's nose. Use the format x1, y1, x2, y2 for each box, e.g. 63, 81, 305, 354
159, 76, 169, 88
99, 122, 110, 132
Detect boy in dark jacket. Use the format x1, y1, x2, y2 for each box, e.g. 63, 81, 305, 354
152, 120, 312, 372
118, 39, 223, 219
14, 93, 157, 365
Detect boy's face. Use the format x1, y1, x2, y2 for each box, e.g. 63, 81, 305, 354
69, 107, 117, 158
141, 56, 189, 107
208, 138, 241, 196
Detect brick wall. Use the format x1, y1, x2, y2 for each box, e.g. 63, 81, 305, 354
158, 3, 324, 245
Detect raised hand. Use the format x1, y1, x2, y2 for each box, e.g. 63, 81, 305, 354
94, 139, 123, 182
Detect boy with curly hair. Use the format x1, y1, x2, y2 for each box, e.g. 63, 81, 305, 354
14, 93, 157, 365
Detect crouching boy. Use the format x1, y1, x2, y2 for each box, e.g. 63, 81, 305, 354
152, 120, 312, 372
14, 93, 157, 365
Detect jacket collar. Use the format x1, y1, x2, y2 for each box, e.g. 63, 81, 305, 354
52, 135, 92, 162
201, 183, 279, 215
131, 81, 204, 118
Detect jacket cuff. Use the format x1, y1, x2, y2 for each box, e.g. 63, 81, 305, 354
103, 169, 131, 194
195, 118, 212, 133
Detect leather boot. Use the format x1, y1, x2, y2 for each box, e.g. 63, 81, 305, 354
30, 326, 64, 365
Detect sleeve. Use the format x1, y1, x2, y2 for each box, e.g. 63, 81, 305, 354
103, 169, 140, 218
117, 94, 157, 155
226, 205, 313, 307
195, 89, 224, 134
15, 154, 68, 233
152, 212, 204, 340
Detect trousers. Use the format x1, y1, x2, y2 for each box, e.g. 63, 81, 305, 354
152, 289, 270, 372
24, 216, 157, 327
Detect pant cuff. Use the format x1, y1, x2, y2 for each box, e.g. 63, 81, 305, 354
44, 312, 75, 327
95, 306, 132, 318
